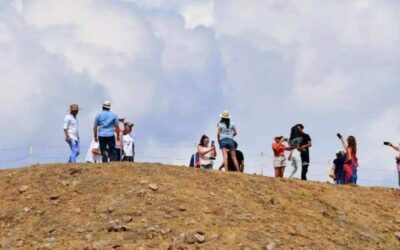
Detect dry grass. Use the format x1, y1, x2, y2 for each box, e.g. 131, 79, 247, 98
0, 163, 400, 249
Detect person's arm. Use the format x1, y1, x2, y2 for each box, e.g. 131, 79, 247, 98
217, 127, 221, 142
115, 125, 120, 141
300, 137, 312, 150
390, 143, 400, 152
340, 137, 347, 151
93, 124, 98, 142
198, 146, 213, 156
233, 127, 237, 137
63, 117, 71, 142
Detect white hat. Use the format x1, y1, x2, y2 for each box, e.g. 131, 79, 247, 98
102, 101, 111, 109
219, 110, 231, 119
274, 134, 283, 139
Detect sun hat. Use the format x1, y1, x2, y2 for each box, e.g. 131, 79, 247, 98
219, 110, 231, 119
69, 104, 80, 112
102, 101, 111, 109
274, 134, 283, 139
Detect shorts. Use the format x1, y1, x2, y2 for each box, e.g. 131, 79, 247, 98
273, 156, 286, 168
220, 138, 236, 150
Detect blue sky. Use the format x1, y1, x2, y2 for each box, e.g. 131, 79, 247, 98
1, 0, 400, 187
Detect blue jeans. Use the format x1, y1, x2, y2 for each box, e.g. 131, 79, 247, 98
68, 140, 80, 163
351, 168, 357, 184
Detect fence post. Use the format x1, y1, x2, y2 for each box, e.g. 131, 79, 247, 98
29, 145, 33, 166
261, 152, 264, 176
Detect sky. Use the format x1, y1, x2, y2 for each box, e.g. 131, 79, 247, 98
0, 0, 399, 187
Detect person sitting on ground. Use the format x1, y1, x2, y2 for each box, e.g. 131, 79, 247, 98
333, 150, 346, 184
338, 133, 359, 184
384, 141, 400, 187
217, 110, 240, 172
197, 135, 216, 170
272, 135, 290, 178
219, 142, 244, 172
122, 122, 135, 162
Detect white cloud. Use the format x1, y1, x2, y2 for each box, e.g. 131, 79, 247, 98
180, 0, 214, 29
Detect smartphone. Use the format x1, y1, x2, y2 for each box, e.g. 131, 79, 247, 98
337, 133, 342, 139
383, 142, 391, 146
211, 141, 215, 147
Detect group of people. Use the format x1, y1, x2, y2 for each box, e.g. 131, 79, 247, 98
190, 111, 245, 172
63, 101, 135, 164
63, 104, 400, 187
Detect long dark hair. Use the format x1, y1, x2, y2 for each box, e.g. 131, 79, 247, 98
199, 135, 209, 147
347, 136, 357, 154
219, 118, 230, 129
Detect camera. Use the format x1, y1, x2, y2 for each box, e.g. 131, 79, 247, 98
337, 133, 342, 139
383, 142, 391, 146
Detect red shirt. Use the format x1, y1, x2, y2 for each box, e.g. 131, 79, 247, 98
272, 143, 285, 157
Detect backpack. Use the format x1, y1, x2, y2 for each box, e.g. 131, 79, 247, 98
189, 152, 200, 168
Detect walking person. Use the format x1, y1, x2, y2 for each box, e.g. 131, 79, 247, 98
93, 101, 120, 163
298, 124, 312, 180
384, 141, 400, 187
272, 135, 290, 178
63, 104, 80, 163
288, 125, 303, 179
197, 135, 216, 170
122, 121, 135, 162
217, 110, 240, 172
338, 133, 359, 184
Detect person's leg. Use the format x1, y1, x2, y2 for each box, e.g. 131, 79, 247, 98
351, 168, 358, 184
398, 172, 400, 187
98, 137, 109, 163
69, 140, 80, 163
280, 167, 285, 178
107, 136, 117, 162
274, 167, 279, 178
289, 151, 300, 179
222, 148, 229, 171
229, 149, 240, 172
301, 163, 309, 181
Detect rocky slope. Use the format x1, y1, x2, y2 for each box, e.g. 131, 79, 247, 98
1, 163, 400, 250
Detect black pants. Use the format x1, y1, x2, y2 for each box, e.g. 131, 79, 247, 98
122, 156, 134, 162
99, 136, 116, 163
301, 159, 309, 180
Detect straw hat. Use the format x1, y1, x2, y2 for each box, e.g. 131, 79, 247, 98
69, 104, 80, 112
219, 110, 231, 119
102, 101, 111, 109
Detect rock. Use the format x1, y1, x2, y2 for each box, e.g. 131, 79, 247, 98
113, 244, 122, 249
179, 206, 186, 212
240, 247, 251, 250
148, 183, 158, 191
394, 219, 400, 224
266, 242, 276, 250
61, 180, 70, 186
296, 224, 307, 235
75, 208, 82, 214
46, 237, 56, 243
84, 233, 92, 241
185, 235, 197, 244
123, 215, 133, 223
36, 209, 45, 216
194, 233, 205, 243
16, 239, 24, 247
23, 207, 31, 213
18, 185, 29, 193
49, 194, 60, 200
107, 207, 114, 213
395, 232, 400, 240
92, 240, 110, 249
210, 234, 219, 242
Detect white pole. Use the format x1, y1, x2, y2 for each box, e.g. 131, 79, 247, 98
29, 145, 33, 166
261, 152, 264, 176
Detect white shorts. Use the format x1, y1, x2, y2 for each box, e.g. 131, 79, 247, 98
273, 156, 286, 168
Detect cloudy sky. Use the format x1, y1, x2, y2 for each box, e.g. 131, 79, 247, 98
1, 0, 399, 187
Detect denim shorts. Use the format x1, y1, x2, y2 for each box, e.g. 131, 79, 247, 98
220, 138, 236, 150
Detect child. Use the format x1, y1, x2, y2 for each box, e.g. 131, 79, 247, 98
122, 122, 135, 162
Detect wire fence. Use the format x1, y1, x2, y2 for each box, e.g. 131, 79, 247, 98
0, 144, 398, 188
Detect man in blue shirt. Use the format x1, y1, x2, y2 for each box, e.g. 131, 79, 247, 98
93, 101, 120, 163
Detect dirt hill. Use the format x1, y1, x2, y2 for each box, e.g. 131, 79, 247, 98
1, 163, 400, 250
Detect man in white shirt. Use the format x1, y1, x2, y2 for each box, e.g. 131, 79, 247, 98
63, 104, 80, 163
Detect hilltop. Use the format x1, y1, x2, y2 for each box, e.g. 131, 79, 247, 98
1, 163, 400, 249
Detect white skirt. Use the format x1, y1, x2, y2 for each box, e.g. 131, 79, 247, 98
273, 155, 286, 168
